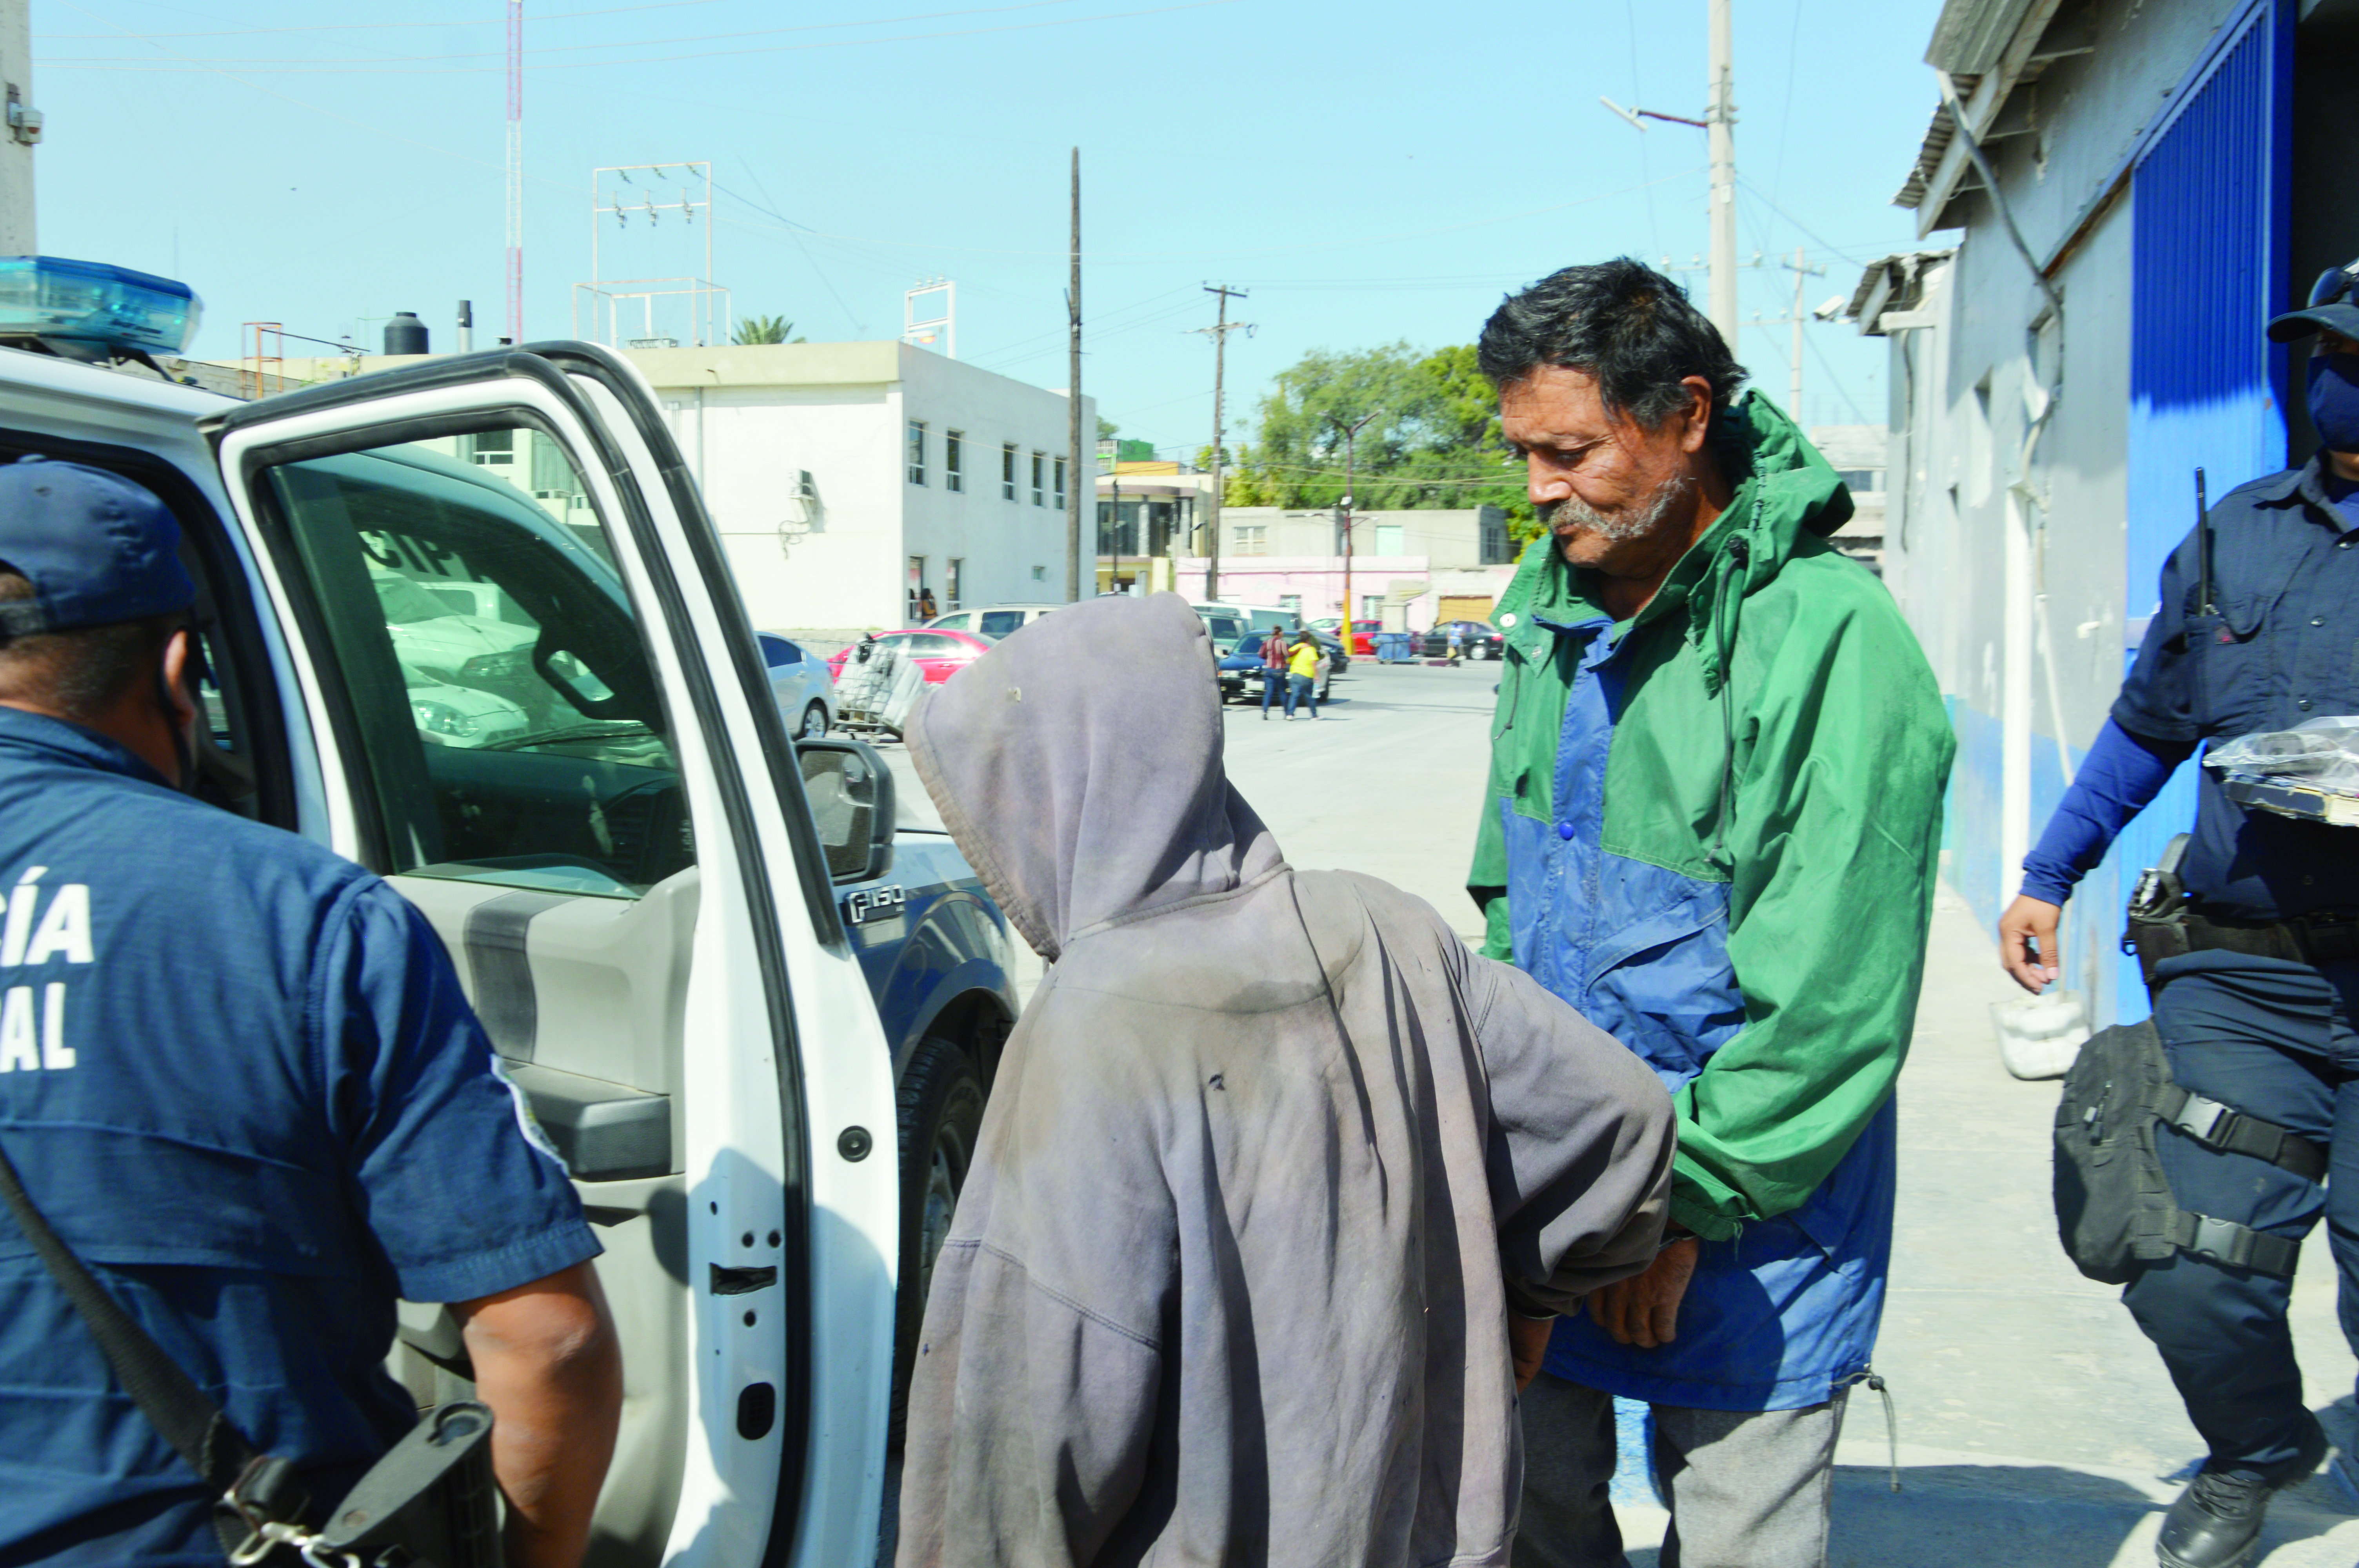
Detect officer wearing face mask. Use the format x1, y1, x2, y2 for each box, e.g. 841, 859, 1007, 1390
1995, 264, 2359, 1568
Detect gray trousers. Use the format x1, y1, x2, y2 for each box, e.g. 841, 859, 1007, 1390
1513, 1375, 1846, 1568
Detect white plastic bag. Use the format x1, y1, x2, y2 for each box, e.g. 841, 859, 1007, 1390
2206, 715, 2359, 793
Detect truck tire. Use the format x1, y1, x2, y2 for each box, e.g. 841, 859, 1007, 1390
892, 1034, 985, 1444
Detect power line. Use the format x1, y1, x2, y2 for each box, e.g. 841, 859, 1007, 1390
35, 0, 1087, 41
1734, 175, 1878, 269
41, 0, 1119, 65
44, 0, 1249, 72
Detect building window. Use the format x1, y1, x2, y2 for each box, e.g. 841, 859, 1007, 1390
946, 430, 964, 493
1360, 595, 1385, 624
907, 420, 928, 486
1279, 593, 1301, 615
1031, 452, 1046, 507
1032, 564, 1046, 581
947, 558, 963, 610
1479, 505, 1509, 565
1003, 443, 1018, 501
1053, 456, 1067, 512
1374, 523, 1404, 555
465, 428, 516, 470
1233, 524, 1268, 557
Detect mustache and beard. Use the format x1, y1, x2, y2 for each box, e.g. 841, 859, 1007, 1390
1545, 471, 1698, 548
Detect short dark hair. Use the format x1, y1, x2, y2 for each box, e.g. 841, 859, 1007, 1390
1478, 258, 1749, 430
0, 570, 186, 723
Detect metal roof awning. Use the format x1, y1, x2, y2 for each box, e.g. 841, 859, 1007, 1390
1894, 0, 2096, 235
1926, 0, 2045, 74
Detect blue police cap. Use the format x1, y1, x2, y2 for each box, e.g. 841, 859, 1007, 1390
0, 456, 195, 637
2268, 260, 2359, 343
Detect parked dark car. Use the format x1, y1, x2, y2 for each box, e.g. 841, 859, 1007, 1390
795, 737, 1018, 1439
1422, 619, 1503, 660
1216, 633, 1334, 703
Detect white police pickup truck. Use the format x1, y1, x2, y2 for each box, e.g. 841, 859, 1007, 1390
0, 261, 954, 1564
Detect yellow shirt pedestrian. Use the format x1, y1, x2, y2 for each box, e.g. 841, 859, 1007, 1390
1287, 642, 1321, 679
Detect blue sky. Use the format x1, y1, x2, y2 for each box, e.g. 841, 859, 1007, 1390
30, 0, 1949, 459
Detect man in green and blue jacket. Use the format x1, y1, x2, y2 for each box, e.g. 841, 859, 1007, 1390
1470, 261, 1953, 1568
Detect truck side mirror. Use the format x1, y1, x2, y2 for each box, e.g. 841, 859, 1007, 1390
795, 736, 896, 884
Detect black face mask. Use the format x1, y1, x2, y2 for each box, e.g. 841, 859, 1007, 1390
2309, 351, 2359, 456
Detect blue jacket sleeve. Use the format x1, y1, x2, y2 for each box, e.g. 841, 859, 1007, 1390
2017, 719, 2194, 905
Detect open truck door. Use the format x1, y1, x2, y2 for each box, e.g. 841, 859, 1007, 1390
201, 344, 900, 1568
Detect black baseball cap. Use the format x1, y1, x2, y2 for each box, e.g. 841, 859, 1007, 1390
2268, 260, 2359, 342
0, 456, 195, 637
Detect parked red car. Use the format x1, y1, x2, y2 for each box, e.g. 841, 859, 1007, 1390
827, 627, 994, 686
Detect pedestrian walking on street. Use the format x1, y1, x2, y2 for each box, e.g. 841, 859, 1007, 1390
1448, 623, 1465, 666
0, 459, 622, 1565
918, 586, 940, 622
894, 593, 1677, 1568
1468, 260, 1954, 1568
1259, 625, 1289, 719
1997, 261, 2359, 1568
1284, 628, 1322, 719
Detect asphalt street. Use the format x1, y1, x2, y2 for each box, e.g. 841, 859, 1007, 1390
876, 653, 2359, 1564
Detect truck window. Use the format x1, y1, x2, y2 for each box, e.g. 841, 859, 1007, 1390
259, 426, 691, 900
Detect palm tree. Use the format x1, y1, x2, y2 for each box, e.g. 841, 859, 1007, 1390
733, 314, 796, 345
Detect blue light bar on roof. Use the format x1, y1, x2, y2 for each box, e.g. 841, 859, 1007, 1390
0, 256, 201, 354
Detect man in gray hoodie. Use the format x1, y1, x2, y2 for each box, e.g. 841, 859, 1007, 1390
896, 593, 1676, 1568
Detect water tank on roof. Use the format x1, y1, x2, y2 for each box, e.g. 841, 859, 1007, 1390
383, 310, 429, 356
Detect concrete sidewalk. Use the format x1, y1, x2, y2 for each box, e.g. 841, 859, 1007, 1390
1792, 884, 2359, 1566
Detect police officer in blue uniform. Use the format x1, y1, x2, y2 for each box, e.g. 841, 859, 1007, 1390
1998, 263, 2359, 1568
0, 459, 623, 1566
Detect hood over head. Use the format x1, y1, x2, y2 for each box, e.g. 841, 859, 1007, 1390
907, 593, 1284, 960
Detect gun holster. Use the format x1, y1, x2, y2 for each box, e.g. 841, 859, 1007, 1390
2123, 833, 2194, 989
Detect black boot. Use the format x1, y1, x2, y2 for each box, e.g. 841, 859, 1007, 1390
2157, 1417, 2328, 1568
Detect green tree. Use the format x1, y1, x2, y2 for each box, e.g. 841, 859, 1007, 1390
732, 313, 800, 345
1231, 342, 1535, 540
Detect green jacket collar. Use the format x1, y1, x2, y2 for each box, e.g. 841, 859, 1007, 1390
1493, 392, 1850, 670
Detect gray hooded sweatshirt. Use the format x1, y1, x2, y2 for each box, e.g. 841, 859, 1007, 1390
899, 593, 1673, 1568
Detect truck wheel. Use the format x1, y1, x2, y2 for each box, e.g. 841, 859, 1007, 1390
892, 1035, 985, 1445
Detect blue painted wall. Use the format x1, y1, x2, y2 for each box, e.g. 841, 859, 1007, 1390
2118, 0, 2292, 1023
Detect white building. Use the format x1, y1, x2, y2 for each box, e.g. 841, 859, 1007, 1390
266, 341, 1093, 632
1807, 424, 1890, 574
634, 342, 1092, 630
1167, 505, 1518, 630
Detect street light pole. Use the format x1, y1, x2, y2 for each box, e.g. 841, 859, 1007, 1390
1335, 411, 1376, 652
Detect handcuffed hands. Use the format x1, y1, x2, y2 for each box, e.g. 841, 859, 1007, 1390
1585, 1236, 1699, 1349
1508, 1314, 1553, 1392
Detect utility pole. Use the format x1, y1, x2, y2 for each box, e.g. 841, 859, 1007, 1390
506, 0, 524, 343
1193, 285, 1250, 603
1773, 247, 1827, 417
1706, 0, 1739, 351
1066, 148, 1083, 603
1334, 412, 1376, 653
0, 0, 38, 253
